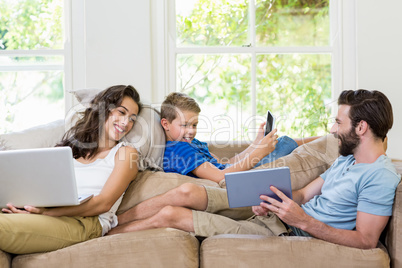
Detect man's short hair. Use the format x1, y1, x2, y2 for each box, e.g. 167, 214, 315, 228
161, 92, 201, 122
338, 89, 393, 141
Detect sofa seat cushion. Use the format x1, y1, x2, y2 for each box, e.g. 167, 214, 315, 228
200, 235, 390, 268
12, 228, 200, 268
0, 250, 11, 267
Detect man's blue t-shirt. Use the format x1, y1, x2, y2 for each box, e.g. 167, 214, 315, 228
163, 138, 228, 177
302, 154, 401, 230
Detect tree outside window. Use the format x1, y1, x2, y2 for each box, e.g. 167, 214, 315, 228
0, 0, 64, 134
174, 0, 333, 143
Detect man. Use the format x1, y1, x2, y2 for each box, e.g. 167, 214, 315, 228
109, 89, 400, 249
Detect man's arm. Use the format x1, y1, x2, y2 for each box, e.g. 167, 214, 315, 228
299, 210, 389, 249
292, 177, 324, 205
252, 176, 323, 216
260, 186, 389, 249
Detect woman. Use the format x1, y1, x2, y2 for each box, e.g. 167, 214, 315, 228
0, 85, 142, 254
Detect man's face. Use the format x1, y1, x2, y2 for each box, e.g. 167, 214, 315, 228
330, 105, 361, 156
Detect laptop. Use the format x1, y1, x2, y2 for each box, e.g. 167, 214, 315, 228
225, 167, 292, 208
0, 147, 93, 208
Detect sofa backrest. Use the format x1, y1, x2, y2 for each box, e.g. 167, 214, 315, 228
0, 120, 65, 150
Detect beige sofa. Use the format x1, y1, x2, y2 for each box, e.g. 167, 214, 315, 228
1, 119, 401, 268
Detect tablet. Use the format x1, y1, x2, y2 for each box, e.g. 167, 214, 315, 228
225, 167, 292, 208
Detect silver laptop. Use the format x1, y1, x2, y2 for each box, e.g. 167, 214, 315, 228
0, 147, 92, 208
225, 167, 292, 208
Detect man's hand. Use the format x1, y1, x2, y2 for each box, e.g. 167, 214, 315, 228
2, 203, 46, 214
258, 186, 310, 229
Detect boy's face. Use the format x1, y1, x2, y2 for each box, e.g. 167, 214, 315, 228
162, 109, 199, 143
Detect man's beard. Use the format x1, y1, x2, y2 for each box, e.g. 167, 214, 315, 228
336, 128, 361, 156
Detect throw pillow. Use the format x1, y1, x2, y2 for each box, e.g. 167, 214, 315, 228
0, 120, 65, 150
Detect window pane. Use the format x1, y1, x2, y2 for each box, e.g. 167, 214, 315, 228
177, 54, 256, 143
0, 71, 64, 134
0, 0, 63, 50
0, 55, 63, 67
255, 0, 330, 46
256, 54, 332, 137
176, 0, 249, 47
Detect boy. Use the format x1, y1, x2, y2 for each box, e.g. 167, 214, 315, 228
161, 92, 306, 183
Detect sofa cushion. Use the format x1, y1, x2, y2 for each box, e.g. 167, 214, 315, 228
67, 88, 166, 170
12, 229, 199, 268
385, 161, 402, 268
200, 235, 390, 268
0, 250, 11, 268
117, 170, 219, 215
121, 105, 165, 170
0, 119, 65, 150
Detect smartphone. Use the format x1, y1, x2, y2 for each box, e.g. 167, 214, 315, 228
264, 110, 275, 136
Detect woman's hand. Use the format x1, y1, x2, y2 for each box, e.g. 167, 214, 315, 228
2, 203, 46, 214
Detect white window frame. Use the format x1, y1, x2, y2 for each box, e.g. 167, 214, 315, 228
152, 0, 357, 117
0, 0, 73, 118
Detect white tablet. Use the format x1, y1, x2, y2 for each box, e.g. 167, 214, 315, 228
225, 167, 292, 208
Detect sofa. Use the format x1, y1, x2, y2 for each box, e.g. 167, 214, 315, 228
0, 94, 401, 267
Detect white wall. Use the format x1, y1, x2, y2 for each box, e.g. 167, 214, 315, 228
356, 0, 402, 159
71, 0, 153, 104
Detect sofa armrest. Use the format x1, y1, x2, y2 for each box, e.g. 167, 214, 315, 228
385, 160, 402, 268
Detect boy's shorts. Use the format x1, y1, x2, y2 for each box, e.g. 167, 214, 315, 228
192, 186, 287, 237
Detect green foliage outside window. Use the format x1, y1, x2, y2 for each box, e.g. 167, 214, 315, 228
0, 0, 64, 133
176, 0, 332, 140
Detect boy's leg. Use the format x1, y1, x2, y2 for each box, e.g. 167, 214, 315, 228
0, 214, 101, 254
118, 183, 208, 225
254, 136, 299, 168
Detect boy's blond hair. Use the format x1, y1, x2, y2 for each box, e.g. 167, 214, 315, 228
161, 92, 201, 122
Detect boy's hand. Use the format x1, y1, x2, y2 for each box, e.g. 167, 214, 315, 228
255, 129, 278, 156
253, 122, 266, 145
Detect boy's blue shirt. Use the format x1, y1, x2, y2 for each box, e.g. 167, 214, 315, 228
163, 138, 228, 177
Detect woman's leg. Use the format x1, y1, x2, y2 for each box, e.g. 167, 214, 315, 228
0, 214, 101, 254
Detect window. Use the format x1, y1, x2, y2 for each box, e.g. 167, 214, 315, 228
0, 0, 68, 134
164, 0, 340, 143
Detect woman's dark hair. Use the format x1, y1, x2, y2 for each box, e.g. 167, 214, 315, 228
57, 85, 142, 159
338, 89, 393, 141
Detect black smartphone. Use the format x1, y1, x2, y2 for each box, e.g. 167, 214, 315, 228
264, 110, 275, 136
